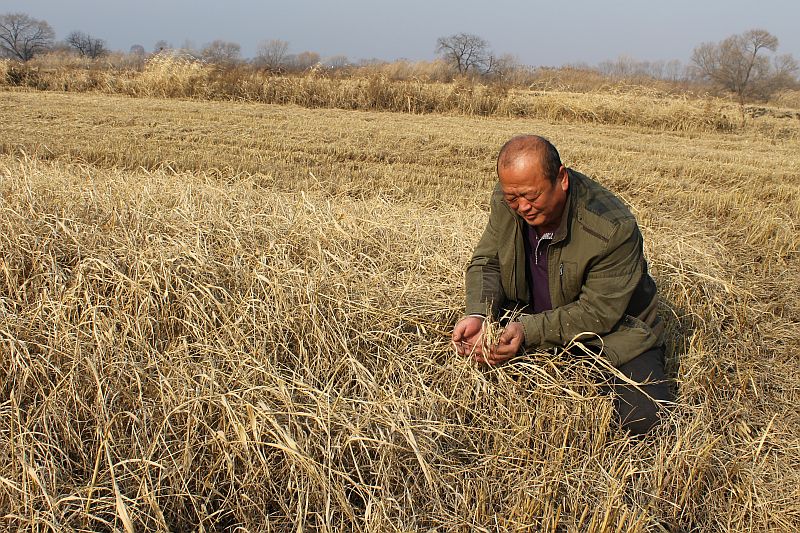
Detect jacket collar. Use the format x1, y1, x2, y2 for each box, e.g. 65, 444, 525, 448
551, 168, 576, 245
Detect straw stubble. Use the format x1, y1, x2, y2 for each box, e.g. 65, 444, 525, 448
0, 90, 798, 532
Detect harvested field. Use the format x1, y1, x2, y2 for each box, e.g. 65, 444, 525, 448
1, 89, 799, 532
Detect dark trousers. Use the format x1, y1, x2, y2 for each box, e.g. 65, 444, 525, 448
608, 345, 673, 435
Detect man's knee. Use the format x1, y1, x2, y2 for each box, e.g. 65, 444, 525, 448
613, 346, 673, 436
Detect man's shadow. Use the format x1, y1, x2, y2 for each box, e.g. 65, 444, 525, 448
658, 296, 695, 399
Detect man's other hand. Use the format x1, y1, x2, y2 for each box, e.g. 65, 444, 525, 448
452, 316, 485, 358
485, 322, 525, 365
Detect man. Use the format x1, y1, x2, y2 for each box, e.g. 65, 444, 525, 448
452, 135, 672, 435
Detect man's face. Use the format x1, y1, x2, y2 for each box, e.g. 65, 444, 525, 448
498, 156, 569, 233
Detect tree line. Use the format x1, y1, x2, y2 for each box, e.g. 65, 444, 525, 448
1, 11, 798, 103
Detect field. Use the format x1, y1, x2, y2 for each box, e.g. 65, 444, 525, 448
0, 88, 799, 531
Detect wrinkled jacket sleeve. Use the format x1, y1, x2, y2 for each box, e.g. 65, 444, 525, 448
519, 219, 644, 350
464, 192, 506, 318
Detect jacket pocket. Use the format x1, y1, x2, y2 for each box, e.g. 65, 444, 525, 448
559, 261, 580, 303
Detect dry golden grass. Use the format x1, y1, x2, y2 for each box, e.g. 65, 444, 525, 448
770, 89, 800, 109
0, 59, 10, 82
1, 89, 799, 531
5, 55, 800, 137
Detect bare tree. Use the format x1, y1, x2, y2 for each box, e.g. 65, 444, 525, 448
596, 55, 687, 82
691, 29, 788, 103
772, 54, 800, 84
598, 55, 637, 78
255, 39, 289, 70
286, 51, 320, 71
324, 55, 350, 69
127, 44, 146, 70
664, 59, 686, 82
201, 39, 241, 65
762, 53, 800, 95
178, 39, 201, 59
436, 33, 493, 75
0, 12, 55, 61
66, 31, 108, 59
154, 40, 171, 53
485, 53, 521, 81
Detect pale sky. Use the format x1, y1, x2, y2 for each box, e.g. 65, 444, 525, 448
7, 0, 800, 66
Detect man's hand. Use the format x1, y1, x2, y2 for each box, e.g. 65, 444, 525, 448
484, 321, 525, 365
452, 316, 486, 358
453, 317, 525, 365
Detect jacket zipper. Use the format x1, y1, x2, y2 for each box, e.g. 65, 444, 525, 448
512, 217, 522, 300
557, 262, 564, 307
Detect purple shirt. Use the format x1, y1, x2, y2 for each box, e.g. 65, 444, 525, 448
525, 224, 553, 313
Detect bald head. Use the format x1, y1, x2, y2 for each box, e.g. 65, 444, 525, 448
497, 135, 562, 183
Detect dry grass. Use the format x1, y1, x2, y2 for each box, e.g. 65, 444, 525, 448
5, 55, 800, 137
770, 89, 800, 109
0, 59, 10, 82
1, 90, 799, 531
342, 58, 455, 83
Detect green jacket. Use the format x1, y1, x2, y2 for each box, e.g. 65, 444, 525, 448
465, 169, 663, 367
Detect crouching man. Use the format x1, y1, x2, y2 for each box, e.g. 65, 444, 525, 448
452, 135, 672, 435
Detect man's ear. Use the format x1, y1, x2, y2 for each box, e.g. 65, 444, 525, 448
558, 165, 569, 192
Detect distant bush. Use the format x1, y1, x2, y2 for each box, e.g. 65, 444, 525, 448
772, 89, 800, 109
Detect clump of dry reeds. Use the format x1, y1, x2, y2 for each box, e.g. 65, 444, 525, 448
0, 59, 10, 83
496, 90, 740, 132
357, 59, 454, 83
769, 89, 800, 109
1, 90, 799, 531
127, 53, 210, 98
